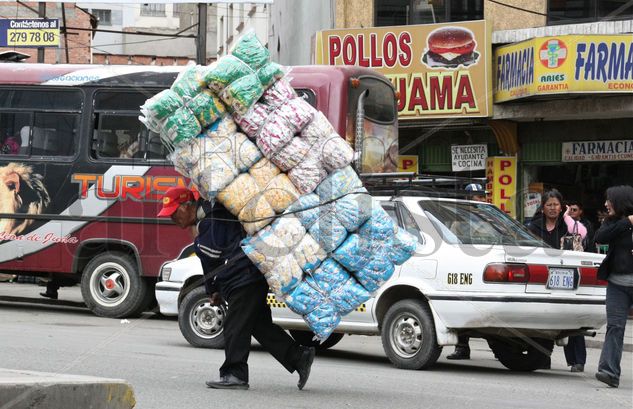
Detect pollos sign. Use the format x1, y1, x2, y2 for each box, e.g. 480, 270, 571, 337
315, 20, 492, 120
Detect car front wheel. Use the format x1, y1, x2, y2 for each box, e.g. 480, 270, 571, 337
178, 286, 226, 349
381, 299, 442, 370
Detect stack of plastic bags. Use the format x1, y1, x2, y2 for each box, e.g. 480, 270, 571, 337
140, 30, 418, 341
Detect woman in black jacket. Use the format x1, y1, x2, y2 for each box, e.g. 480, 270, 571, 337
528, 189, 588, 372
594, 185, 633, 388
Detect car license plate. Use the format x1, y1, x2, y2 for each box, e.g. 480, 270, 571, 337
547, 268, 576, 290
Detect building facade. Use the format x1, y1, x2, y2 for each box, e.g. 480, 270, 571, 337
78, 2, 217, 65
216, 2, 269, 58
0, 2, 93, 64
312, 0, 633, 226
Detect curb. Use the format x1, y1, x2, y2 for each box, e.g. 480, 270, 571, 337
0, 369, 135, 409
585, 339, 633, 353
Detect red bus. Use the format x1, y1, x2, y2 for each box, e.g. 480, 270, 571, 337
0, 63, 398, 318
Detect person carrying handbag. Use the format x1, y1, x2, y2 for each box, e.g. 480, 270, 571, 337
594, 185, 633, 388
528, 189, 587, 371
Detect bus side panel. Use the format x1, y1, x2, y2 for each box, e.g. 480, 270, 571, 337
0, 161, 192, 277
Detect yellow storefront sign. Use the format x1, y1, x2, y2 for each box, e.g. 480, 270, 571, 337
486, 156, 517, 218
495, 34, 633, 102
314, 20, 492, 120
398, 155, 419, 173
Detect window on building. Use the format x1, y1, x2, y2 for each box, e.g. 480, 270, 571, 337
93, 9, 112, 26
140, 4, 166, 17
172, 3, 180, 17
375, 0, 482, 25
548, 0, 633, 24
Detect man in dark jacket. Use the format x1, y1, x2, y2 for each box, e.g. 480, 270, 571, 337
158, 186, 315, 390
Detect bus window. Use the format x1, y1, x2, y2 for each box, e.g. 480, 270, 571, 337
31, 113, 78, 156
346, 77, 398, 173
0, 112, 30, 155
296, 89, 316, 108
0, 89, 81, 158
348, 77, 396, 124
92, 90, 168, 161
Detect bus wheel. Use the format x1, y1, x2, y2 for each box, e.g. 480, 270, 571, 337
81, 252, 151, 318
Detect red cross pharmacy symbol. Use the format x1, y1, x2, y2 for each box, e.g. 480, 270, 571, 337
539, 39, 567, 69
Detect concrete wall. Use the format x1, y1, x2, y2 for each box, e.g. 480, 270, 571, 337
216, 3, 269, 57
485, 0, 546, 31
269, 0, 334, 65
335, 0, 373, 28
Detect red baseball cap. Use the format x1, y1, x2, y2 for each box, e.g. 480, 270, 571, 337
158, 187, 196, 217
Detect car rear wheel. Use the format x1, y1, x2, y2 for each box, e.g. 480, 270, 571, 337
487, 337, 554, 372
81, 252, 152, 318
178, 286, 226, 349
289, 330, 344, 350
381, 299, 442, 370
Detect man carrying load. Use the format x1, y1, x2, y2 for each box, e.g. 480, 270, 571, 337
158, 186, 315, 390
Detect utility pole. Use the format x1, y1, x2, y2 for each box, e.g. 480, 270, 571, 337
196, 3, 208, 64
37, 2, 46, 62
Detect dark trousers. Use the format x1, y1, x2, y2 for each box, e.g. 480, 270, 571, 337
456, 335, 470, 350
598, 282, 633, 380
220, 279, 303, 382
564, 335, 586, 366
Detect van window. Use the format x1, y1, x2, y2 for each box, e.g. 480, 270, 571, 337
92, 90, 168, 161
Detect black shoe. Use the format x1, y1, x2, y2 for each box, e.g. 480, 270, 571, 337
296, 346, 315, 390
570, 364, 584, 373
447, 347, 470, 360
595, 371, 619, 388
40, 291, 58, 300
205, 375, 249, 390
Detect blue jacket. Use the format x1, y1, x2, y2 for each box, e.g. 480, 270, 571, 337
194, 201, 263, 299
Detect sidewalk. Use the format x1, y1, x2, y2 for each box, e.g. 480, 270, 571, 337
0, 368, 135, 409
586, 317, 633, 353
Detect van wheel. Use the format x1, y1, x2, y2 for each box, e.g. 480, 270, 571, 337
487, 337, 554, 372
381, 299, 442, 370
179, 286, 225, 349
290, 330, 344, 350
81, 252, 151, 318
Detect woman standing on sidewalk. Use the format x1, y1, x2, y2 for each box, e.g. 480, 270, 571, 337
594, 185, 633, 388
528, 189, 588, 371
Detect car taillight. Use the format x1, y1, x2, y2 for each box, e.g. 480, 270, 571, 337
579, 267, 608, 286
527, 264, 549, 284
483, 263, 529, 283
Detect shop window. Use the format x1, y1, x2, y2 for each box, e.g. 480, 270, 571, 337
375, 0, 482, 25
548, 0, 633, 25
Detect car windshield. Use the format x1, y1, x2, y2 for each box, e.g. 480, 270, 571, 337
419, 200, 545, 246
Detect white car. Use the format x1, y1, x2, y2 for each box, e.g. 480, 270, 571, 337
156, 195, 607, 371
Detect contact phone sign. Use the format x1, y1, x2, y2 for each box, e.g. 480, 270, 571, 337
0, 19, 60, 47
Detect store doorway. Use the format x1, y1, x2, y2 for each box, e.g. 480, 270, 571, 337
527, 162, 633, 230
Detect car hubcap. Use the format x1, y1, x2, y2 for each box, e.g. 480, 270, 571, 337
391, 313, 423, 358
90, 262, 130, 306
191, 302, 224, 339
